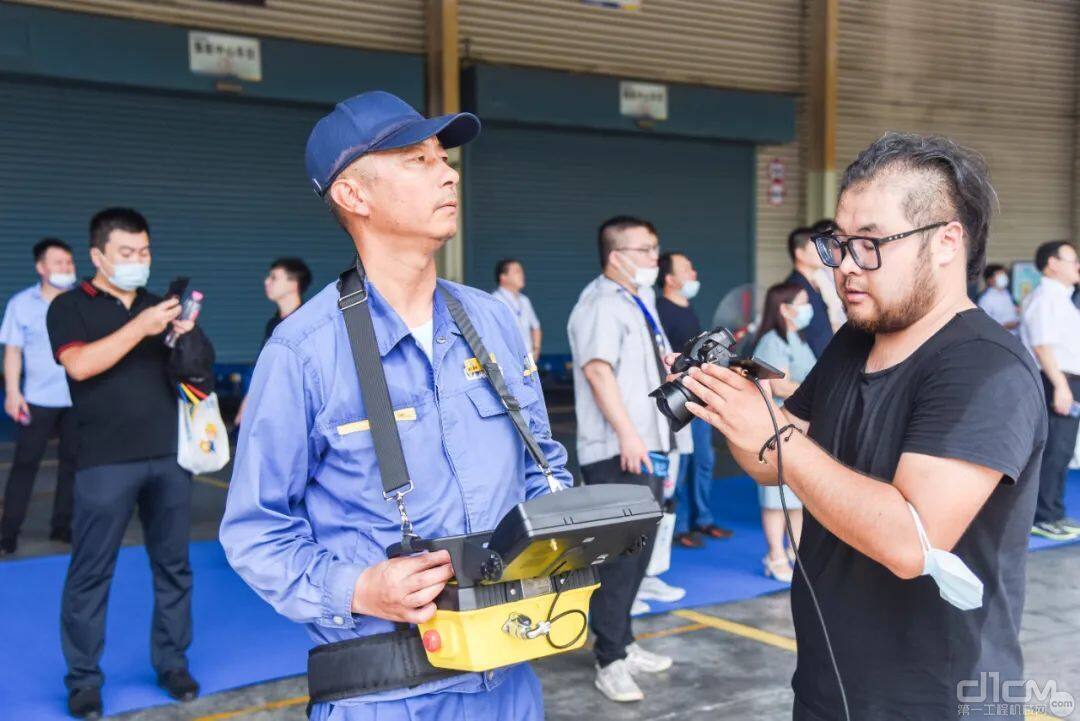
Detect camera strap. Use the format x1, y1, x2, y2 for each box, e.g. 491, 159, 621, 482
628, 293, 677, 454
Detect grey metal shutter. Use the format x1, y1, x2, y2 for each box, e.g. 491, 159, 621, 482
460, 0, 803, 94
0, 75, 349, 362
837, 0, 1077, 266
464, 123, 755, 355
9, 0, 426, 53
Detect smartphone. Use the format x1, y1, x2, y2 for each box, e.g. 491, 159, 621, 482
166, 276, 190, 300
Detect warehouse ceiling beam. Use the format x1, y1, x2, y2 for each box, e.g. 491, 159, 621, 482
427, 0, 465, 283
805, 0, 838, 225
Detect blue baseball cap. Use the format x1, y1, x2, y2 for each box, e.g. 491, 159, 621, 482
305, 91, 481, 195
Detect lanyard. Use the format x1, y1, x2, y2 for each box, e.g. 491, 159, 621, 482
628, 292, 666, 352
624, 290, 676, 451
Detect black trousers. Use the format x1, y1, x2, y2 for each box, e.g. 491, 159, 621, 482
61, 456, 193, 690
1035, 374, 1080, 524
580, 455, 663, 668
0, 403, 77, 542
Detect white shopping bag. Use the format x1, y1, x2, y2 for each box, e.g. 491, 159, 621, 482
177, 393, 230, 474
646, 510, 676, 577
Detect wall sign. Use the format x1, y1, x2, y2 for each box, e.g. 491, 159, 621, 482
620, 81, 668, 121
189, 31, 262, 82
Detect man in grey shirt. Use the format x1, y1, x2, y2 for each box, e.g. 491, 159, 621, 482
568, 215, 688, 703
492, 258, 542, 359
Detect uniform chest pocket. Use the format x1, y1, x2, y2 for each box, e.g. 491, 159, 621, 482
464, 380, 539, 419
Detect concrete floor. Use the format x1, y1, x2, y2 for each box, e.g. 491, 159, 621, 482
2, 391, 1078, 720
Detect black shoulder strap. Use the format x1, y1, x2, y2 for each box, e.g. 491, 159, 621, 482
337, 259, 417, 549
437, 284, 562, 495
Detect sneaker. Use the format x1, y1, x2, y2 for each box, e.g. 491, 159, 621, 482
594, 659, 644, 702
674, 531, 704, 549
157, 668, 200, 702
1058, 517, 1080, 534
1031, 521, 1080, 542
67, 687, 102, 719
763, 554, 793, 583
636, 576, 686, 603
630, 597, 651, 617
0, 536, 15, 555
625, 643, 673, 674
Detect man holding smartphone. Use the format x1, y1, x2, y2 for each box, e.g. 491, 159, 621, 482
47, 208, 199, 719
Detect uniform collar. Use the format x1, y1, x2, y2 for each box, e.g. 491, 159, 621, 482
365, 279, 461, 358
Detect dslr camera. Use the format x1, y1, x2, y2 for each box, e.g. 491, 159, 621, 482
649, 327, 783, 431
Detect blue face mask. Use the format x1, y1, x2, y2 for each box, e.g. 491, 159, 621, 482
106, 259, 150, 291
792, 303, 814, 330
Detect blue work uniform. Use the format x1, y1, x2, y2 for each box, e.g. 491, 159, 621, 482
219, 277, 572, 720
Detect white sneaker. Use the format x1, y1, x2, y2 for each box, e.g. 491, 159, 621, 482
625, 643, 673, 674
594, 659, 645, 702
630, 597, 651, 616
636, 576, 687, 603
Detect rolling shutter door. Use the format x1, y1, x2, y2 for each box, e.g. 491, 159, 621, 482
0, 76, 348, 362
464, 123, 755, 355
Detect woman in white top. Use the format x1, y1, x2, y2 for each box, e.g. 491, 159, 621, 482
750, 282, 818, 583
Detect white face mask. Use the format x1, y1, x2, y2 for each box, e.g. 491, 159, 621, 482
47, 272, 76, 290
102, 256, 150, 291
680, 279, 701, 299
993, 274, 1009, 290
634, 265, 659, 288
907, 503, 983, 611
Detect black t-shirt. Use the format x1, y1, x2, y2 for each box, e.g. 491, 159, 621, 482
264, 313, 284, 345
47, 281, 178, 470
784, 310, 1046, 721
786, 269, 833, 358
655, 296, 702, 352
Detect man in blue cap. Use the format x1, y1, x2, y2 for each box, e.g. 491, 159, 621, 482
220, 91, 571, 719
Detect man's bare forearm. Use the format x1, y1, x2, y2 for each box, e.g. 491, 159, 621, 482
61, 321, 145, 381
582, 361, 637, 440
1033, 346, 1066, 388
760, 433, 923, 578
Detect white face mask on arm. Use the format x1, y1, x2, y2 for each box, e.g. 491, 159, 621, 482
907, 503, 983, 611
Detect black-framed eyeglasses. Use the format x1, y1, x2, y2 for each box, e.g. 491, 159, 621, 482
812, 221, 949, 271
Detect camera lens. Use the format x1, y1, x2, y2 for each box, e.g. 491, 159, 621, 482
649, 378, 698, 432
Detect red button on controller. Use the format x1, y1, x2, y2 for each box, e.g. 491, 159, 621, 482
423, 630, 442, 652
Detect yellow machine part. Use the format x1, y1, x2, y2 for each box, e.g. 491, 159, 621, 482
418, 584, 599, 672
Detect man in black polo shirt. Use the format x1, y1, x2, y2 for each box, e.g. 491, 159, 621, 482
47, 208, 200, 719
679, 134, 1046, 720
785, 226, 834, 358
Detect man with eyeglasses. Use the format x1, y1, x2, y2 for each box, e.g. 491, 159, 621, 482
677, 133, 1046, 720
1020, 240, 1080, 541
566, 215, 687, 703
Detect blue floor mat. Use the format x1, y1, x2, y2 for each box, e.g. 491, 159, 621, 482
1, 473, 1077, 719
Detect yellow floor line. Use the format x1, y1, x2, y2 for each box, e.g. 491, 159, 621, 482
635, 621, 708, 641
1026, 713, 1060, 721
672, 608, 798, 653
194, 474, 229, 490
192, 694, 308, 721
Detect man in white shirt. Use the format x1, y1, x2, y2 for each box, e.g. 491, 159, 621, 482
1021, 240, 1080, 540
978, 263, 1020, 333
491, 258, 541, 359
567, 215, 688, 703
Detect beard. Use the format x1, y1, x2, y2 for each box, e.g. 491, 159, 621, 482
844, 243, 938, 335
